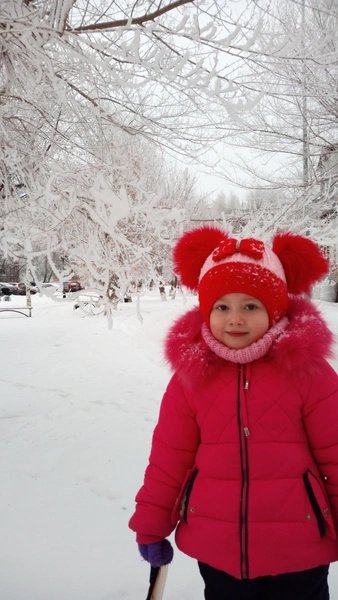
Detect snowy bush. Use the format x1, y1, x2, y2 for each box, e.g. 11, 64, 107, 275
312, 278, 337, 302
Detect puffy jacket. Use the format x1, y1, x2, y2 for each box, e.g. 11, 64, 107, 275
129, 296, 338, 579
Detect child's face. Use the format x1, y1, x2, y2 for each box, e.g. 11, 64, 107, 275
209, 293, 270, 349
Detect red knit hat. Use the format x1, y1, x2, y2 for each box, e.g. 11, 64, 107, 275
173, 226, 329, 326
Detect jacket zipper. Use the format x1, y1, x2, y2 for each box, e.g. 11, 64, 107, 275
238, 365, 250, 579
182, 468, 199, 523
303, 469, 326, 538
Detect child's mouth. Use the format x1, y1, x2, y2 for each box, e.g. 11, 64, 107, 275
227, 332, 247, 337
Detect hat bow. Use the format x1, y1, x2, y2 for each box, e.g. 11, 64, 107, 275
212, 238, 265, 262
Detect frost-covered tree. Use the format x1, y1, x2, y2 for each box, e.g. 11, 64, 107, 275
46, 134, 191, 307
2, 0, 338, 289
209, 0, 338, 240
0, 0, 266, 286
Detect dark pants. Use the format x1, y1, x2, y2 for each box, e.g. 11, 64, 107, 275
198, 562, 330, 600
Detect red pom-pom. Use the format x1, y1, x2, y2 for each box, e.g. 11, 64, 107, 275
173, 226, 228, 289
272, 232, 329, 295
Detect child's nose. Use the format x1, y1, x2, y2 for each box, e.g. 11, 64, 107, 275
228, 310, 244, 324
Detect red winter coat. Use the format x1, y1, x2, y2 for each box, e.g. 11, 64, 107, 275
129, 296, 338, 579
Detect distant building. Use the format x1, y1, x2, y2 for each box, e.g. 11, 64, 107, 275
316, 145, 338, 281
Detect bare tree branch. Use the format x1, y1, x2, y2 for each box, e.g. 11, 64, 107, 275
72, 0, 195, 32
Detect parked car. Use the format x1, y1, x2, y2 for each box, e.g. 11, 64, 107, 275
9, 283, 21, 294
15, 282, 39, 295
9, 283, 22, 295
0, 282, 19, 295
63, 281, 82, 293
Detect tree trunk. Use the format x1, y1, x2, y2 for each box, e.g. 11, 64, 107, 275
26, 267, 32, 308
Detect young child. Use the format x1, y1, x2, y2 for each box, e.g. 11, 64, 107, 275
129, 226, 338, 599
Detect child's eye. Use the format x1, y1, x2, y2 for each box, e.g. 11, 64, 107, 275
216, 304, 229, 311
245, 304, 258, 310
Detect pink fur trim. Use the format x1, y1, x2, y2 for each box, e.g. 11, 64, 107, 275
164, 296, 334, 386
271, 296, 334, 378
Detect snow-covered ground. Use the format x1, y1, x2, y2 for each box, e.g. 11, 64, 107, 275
1, 291, 338, 600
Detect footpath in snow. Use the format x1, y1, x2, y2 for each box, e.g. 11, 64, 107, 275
1, 292, 338, 600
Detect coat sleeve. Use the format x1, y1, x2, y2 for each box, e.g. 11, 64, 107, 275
129, 372, 200, 544
302, 359, 338, 526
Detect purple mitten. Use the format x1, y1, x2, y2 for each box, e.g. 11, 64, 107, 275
138, 540, 174, 567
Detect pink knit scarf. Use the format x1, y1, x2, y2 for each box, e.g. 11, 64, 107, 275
201, 316, 289, 364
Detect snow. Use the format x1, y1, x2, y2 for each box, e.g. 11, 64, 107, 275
1, 291, 338, 599
313, 278, 337, 303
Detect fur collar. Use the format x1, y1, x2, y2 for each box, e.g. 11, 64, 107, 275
164, 296, 334, 386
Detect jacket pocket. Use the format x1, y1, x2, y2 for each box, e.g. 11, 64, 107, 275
303, 469, 336, 539
171, 467, 198, 525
